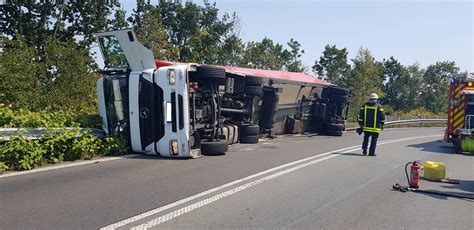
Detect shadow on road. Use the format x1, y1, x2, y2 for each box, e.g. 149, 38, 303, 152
333, 152, 365, 157
441, 180, 474, 193
126, 154, 193, 161
406, 189, 474, 201
407, 140, 455, 155
391, 184, 474, 201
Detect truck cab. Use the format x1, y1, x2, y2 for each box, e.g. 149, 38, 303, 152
96, 30, 199, 158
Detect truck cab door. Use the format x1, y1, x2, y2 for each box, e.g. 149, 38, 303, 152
96, 29, 161, 153
96, 29, 156, 71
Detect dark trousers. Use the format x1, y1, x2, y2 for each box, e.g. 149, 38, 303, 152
362, 132, 379, 155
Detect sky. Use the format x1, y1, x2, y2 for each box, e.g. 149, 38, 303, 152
119, 0, 473, 72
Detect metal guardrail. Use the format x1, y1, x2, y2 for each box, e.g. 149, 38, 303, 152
0, 119, 446, 140
346, 118, 447, 131
0, 128, 106, 141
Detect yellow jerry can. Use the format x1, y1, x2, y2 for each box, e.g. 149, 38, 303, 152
423, 161, 446, 181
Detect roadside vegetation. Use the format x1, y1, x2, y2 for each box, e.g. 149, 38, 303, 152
0, 1, 469, 171
0, 107, 128, 172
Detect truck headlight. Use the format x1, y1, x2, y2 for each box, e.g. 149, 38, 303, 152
170, 139, 179, 155
168, 69, 176, 85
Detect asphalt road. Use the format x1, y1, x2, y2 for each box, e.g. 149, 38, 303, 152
1, 128, 473, 230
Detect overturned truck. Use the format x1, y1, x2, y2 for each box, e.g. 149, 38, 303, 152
96, 29, 349, 157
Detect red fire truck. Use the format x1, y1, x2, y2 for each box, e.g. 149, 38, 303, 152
445, 73, 474, 153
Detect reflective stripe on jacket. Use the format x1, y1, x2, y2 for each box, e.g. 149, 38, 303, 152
358, 102, 386, 133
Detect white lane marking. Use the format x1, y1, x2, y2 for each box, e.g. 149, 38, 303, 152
100, 145, 360, 230
130, 153, 347, 230
101, 134, 440, 230
0, 154, 139, 179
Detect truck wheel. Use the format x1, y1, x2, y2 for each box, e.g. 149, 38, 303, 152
196, 65, 226, 79
201, 140, 228, 155
240, 134, 259, 144
240, 125, 260, 135
324, 123, 344, 131
245, 85, 263, 96
324, 130, 343, 136
245, 76, 263, 86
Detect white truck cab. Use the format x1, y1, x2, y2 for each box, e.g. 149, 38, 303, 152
96, 29, 199, 158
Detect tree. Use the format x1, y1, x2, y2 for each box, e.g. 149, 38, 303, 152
129, 0, 176, 60
1, 0, 120, 51
0, 37, 98, 111
155, 0, 237, 63
312, 45, 351, 86
242, 38, 288, 70
0, 37, 41, 109
110, 8, 128, 30
404, 64, 424, 111
215, 34, 245, 66
285, 39, 305, 72
381, 57, 408, 110
347, 47, 383, 118
214, 13, 244, 66
0, 0, 119, 112
382, 59, 424, 112
420, 61, 459, 114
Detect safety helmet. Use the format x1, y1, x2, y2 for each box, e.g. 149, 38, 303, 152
369, 93, 379, 100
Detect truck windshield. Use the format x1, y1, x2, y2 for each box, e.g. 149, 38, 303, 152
103, 74, 129, 137
98, 35, 129, 69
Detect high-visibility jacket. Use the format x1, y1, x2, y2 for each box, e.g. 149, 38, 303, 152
358, 102, 386, 133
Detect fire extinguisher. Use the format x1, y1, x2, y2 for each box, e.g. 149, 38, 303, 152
405, 161, 422, 188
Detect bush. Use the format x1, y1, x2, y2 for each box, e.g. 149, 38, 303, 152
0, 129, 128, 171
394, 108, 444, 117
42, 129, 77, 163
0, 107, 129, 172
0, 135, 46, 170
0, 107, 101, 128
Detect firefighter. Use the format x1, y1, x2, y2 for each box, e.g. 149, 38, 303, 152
358, 93, 385, 156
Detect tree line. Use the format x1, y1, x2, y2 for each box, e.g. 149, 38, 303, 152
313, 45, 460, 118
0, 0, 465, 120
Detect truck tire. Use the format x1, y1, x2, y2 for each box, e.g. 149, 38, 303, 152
196, 65, 226, 80
330, 87, 350, 95
324, 130, 343, 136
201, 140, 228, 155
240, 134, 259, 144
324, 123, 344, 131
245, 85, 263, 96
245, 76, 263, 86
240, 125, 260, 135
